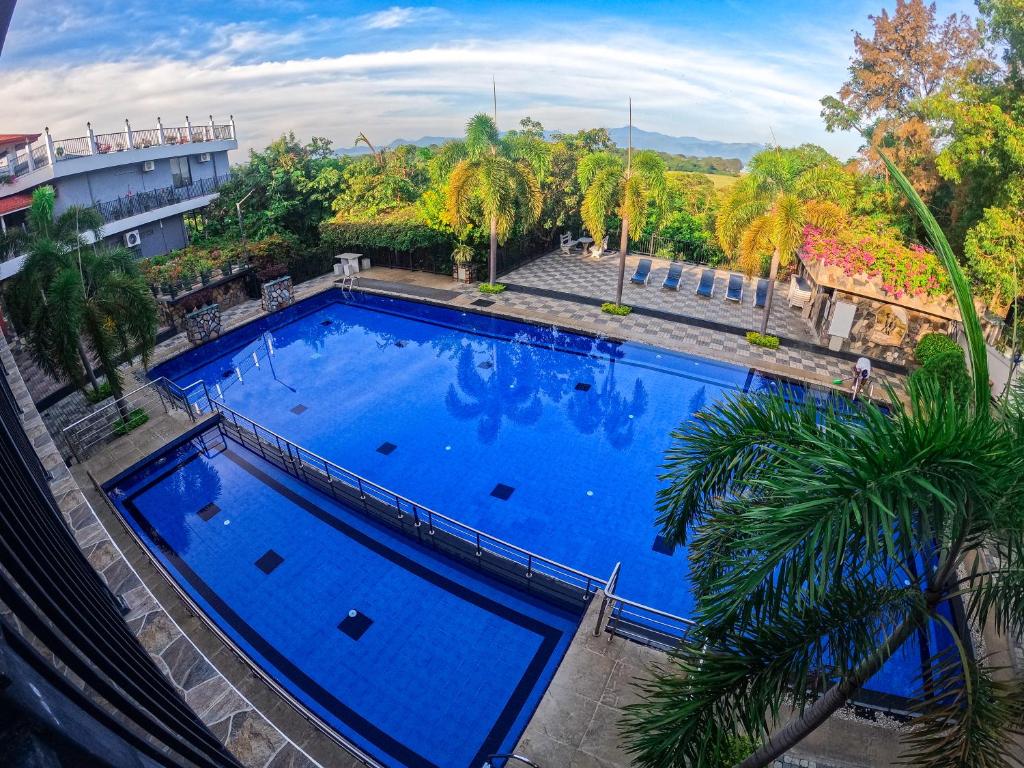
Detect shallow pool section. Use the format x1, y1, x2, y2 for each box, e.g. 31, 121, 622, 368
104, 426, 579, 768
152, 289, 955, 703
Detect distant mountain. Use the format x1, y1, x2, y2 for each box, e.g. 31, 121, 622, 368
607, 127, 763, 164
335, 127, 763, 165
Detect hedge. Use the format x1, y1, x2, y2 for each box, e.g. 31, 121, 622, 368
320, 220, 453, 253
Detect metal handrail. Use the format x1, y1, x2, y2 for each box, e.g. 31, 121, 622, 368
156, 377, 605, 597
486, 754, 542, 767
594, 560, 696, 649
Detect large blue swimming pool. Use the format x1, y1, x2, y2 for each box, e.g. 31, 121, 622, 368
143, 289, 954, 722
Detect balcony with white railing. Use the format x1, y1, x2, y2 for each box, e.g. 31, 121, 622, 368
0, 116, 237, 190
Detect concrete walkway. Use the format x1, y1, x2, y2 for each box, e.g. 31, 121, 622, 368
518, 596, 904, 768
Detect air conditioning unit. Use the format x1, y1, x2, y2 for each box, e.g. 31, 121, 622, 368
142, 160, 155, 172
198, 152, 211, 163
124, 230, 142, 248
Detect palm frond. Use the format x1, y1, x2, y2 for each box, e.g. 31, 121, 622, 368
899, 653, 1024, 768
622, 579, 921, 768
464, 113, 500, 158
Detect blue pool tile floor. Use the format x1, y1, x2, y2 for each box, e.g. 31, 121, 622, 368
151, 290, 955, 704
106, 430, 579, 768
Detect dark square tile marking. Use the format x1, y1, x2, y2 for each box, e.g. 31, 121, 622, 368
338, 611, 373, 640
652, 535, 675, 556
197, 502, 220, 521
478, 361, 494, 369
376, 442, 397, 455
255, 549, 284, 574
472, 299, 495, 307
290, 404, 308, 415
490, 483, 515, 501
575, 382, 592, 392
320, 319, 333, 326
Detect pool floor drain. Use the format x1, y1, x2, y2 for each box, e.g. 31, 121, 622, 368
338, 611, 373, 640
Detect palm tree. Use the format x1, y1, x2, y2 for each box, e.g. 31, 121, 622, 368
7, 187, 157, 402
621, 155, 1024, 767
578, 149, 667, 305
716, 146, 852, 334
444, 114, 542, 285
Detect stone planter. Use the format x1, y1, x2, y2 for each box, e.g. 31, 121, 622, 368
261, 275, 294, 312
184, 304, 221, 345
453, 264, 475, 284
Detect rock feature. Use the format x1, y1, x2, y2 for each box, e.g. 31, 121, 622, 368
185, 304, 222, 345
261, 276, 294, 313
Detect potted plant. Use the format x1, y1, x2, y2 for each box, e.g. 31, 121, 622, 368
452, 243, 475, 283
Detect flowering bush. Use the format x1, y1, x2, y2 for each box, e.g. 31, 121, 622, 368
801, 224, 949, 300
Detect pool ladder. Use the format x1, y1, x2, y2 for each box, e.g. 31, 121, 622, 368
338, 274, 358, 294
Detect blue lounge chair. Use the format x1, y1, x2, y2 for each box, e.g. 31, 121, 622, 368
754, 278, 769, 308
662, 262, 683, 290
695, 268, 715, 298
631, 258, 653, 285
726, 273, 744, 302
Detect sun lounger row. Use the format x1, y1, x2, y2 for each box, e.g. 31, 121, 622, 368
630, 260, 769, 307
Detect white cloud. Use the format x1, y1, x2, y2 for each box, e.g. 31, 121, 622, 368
0, 29, 863, 159
358, 6, 444, 30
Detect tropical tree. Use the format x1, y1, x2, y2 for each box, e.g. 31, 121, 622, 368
621, 152, 1024, 768
578, 149, 667, 305
716, 146, 853, 334
444, 114, 543, 285
7, 187, 157, 401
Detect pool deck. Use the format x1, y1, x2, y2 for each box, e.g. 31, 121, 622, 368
15, 259, 1022, 767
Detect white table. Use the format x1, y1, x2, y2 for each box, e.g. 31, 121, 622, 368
334, 253, 363, 276
577, 236, 594, 255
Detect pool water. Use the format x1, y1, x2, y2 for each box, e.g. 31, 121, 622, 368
151, 290, 954, 704
105, 429, 578, 768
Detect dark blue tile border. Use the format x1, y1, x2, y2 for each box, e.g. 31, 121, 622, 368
116, 440, 565, 768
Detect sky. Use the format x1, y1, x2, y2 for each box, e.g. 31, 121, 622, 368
0, 0, 979, 161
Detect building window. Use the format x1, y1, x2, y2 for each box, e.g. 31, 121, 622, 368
169, 157, 192, 188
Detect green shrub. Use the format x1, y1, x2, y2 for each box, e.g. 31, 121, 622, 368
746, 331, 780, 349
709, 735, 757, 768
478, 282, 506, 294
914, 333, 961, 366
601, 302, 632, 316
910, 349, 972, 401
84, 382, 113, 404
112, 408, 149, 436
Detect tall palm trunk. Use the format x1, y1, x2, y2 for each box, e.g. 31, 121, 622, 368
615, 215, 630, 305
759, 248, 781, 335
489, 215, 498, 285
77, 340, 101, 392
735, 616, 919, 768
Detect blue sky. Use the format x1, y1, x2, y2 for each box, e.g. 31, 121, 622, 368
1, 0, 978, 159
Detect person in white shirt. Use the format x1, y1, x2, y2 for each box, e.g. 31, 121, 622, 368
852, 357, 872, 400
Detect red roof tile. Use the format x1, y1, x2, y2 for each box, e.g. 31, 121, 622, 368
0, 193, 32, 216
0, 133, 40, 145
